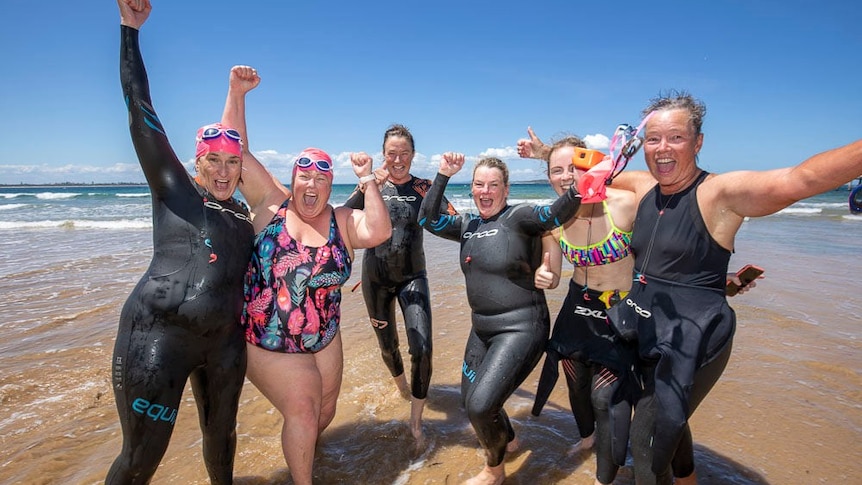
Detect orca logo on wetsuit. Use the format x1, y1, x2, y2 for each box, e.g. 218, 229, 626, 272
623, 297, 652, 318
382, 195, 417, 202
574, 305, 606, 319
203, 200, 252, 224
462, 229, 499, 240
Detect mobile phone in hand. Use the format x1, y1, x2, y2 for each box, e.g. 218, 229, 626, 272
726, 264, 765, 296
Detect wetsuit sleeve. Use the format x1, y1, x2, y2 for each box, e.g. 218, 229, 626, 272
342, 187, 365, 210
417, 173, 463, 242
120, 25, 189, 198
520, 186, 582, 235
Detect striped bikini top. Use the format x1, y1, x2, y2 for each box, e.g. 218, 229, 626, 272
559, 201, 632, 267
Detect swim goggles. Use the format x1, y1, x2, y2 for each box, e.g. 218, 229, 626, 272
295, 157, 332, 172
199, 127, 242, 142
605, 111, 653, 184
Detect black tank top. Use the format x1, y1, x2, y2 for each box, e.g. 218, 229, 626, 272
631, 171, 730, 289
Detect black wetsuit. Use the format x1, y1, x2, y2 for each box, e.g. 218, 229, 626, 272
607, 171, 735, 484
343, 177, 455, 399
418, 173, 581, 466
108, 26, 254, 485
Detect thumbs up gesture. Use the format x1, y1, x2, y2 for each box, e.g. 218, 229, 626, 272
534, 251, 557, 290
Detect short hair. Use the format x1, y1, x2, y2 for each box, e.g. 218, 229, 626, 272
642, 89, 707, 135
382, 123, 415, 152
473, 157, 509, 186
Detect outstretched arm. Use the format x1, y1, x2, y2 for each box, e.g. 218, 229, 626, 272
718, 140, 862, 218
341, 152, 391, 249
221, 65, 291, 213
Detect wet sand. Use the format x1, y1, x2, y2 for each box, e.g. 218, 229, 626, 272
0, 230, 860, 484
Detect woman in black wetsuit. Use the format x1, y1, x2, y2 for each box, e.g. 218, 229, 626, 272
607, 91, 862, 485
342, 124, 456, 446
418, 154, 581, 485
108, 1, 253, 483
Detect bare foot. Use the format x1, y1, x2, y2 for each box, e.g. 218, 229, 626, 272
463, 463, 505, 485
394, 374, 411, 400
674, 471, 697, 484
570, 432, 595, 454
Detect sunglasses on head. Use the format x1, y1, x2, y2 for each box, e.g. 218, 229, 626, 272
296, 157, 332, 172
200, 127, 242, 142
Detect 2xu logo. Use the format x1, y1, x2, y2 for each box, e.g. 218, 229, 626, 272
574, 305, 606, 319
462, 229, 498, 239
132, 397, 178, 425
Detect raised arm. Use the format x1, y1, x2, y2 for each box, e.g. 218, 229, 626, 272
118, 0, 188, 198
340, 152, 391, 249
221, 65, 291, 213
417, 152, 465, 241
517, 126, 552, 161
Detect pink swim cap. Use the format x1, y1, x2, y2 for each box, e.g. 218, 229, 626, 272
292, 147, 334, 180
195, 123, 243, 159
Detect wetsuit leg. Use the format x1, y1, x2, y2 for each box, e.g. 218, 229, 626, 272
631, 341, 734, 484
561, 357, 595, 438
107, 319, 193, 485
363, 274, 404, 379
397, 277, 433, 399
591, 366, 621, 485
461, 308, 549, 467
189, 325, 247, 485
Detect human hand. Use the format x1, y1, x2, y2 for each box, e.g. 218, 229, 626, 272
725, 272, 761, 296
372, 161, 390, 186
438, 152, 465, 177
229, 65, 260, 95
350, 152, 374, 178
534, 252, 555, 289
118, 0, 151, 29
517, 126, 548, 160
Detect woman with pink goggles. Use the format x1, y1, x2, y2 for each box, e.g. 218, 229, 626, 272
109, 1, 253, 483
221, 65, 391, 485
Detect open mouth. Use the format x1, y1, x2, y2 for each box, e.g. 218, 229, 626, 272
655, 158, 675, 175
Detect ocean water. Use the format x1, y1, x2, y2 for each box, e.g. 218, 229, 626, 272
0, 183, 860, 484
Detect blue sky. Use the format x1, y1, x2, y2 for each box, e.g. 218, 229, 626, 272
1, 0, 860, 185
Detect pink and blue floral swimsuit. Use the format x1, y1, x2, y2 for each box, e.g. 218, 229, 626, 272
242, 199, 352, 353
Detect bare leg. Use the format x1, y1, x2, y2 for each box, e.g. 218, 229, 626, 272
675, 471, 697, 484
245, 337, 343, 485
410, 396, 426, 442
506, 436, 520, 454
394, 372, 411, 400
463, 462, 505, 485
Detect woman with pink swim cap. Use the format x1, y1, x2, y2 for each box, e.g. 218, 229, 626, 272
109, 1, 254, 483
221, 66, 392, 485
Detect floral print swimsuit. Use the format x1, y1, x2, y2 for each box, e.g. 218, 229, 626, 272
242, 199, 352, 353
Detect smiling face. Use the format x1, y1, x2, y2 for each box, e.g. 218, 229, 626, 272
194, 151, 242, 201
547, 145, 583, 197
383, 136, 414, 184
291, 168, 332, 219
471, 165, 509, 219
642, 108, 704, 194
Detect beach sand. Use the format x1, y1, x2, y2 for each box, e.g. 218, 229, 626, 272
0, 229, 860, 484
